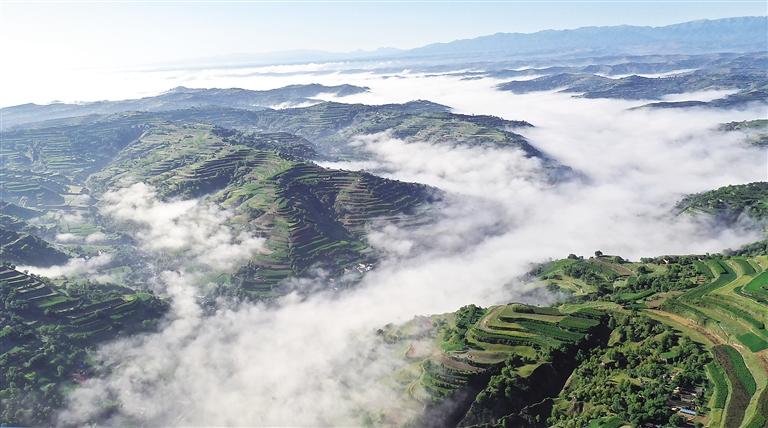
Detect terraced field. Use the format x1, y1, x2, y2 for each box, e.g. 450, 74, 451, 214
388, 303, 607, 426
86, 123, 437, 297
675, 182, 768, 225
656, 256, 768, 428
2, 99, 481, 297
539, 253, 768, 427
0, 227, 69, 266
0, 265, 166, 424
1, 121, 145, 180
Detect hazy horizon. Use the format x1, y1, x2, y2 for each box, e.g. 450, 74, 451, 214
1, 3, 767, 427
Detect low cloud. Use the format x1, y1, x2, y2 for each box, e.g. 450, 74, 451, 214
58, 72, 767, 426
101, 183, 265, 272
85, 232, 108, 243
55, 232, 80, 243
20, 253, 113, 279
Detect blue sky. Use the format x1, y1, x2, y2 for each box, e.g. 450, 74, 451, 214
2, 1, 765, 69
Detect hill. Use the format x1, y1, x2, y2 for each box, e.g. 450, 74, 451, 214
0, 84, 369, 129
720, 120, 768, 146
86, 122, 437, 297
498, 53, 767, 101
676, 182, 768, 226
0, 95, 568, 297
383, 251, 768, 427
404, 17, 768, 61
0, 265, 167, 425
2, 98, 545, 163
1, 115, 442, 297
0, 228, 69, 267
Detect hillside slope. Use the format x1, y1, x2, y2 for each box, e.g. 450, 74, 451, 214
0, 265, 167, 425
0, 84, 369, 129
384, 251, 768, 427
405, 17, 768, 59
676, 182, 768, 226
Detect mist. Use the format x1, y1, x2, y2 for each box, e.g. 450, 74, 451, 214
101, 183, 265, 272
56, 71, 766, 426
18, 254, 114, 280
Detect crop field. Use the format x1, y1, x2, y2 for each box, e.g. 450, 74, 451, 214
737, 333, 768, 352
712, 345, 756, 427
393, 303, 606, 408
707, 362, 729, 409
743, 272, 768, 301
0, 264, 166, 422
651, 257, 767, 428
539, 253, 768, 428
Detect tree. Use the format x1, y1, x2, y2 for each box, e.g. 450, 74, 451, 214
669, 414, 686, 427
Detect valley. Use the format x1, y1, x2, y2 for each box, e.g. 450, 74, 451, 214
0, 13, 767, 428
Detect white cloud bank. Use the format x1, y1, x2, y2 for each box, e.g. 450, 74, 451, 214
19, 253, 113, 279
57, 72, 767, 426
101, 183, 265, 272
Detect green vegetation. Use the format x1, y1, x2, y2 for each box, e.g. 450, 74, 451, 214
386, 302, 608, 426
712, 345, 756, 427
0, 265, 167, 425
440, 304, 486, 351
720, 119, 768, 146
83, 122, 437, 297
391, 250, 768, 427
737, 332, 768, 352
676, 182, 768, 225
550, 314, 711, 427
706, 362, 729, 409
743, 271, 768, 302
0, 228, 69, 267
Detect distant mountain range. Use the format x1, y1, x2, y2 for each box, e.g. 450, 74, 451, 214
0, 84, 368, 129
170, 17, 767, 68
403, 17, 767, 60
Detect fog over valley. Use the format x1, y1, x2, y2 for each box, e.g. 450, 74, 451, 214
1, 6, 767, 427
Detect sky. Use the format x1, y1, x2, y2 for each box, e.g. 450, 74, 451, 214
0, 0, 765, 106
1, 1, 765, 69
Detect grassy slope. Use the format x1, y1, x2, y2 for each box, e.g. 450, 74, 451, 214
386, 256, 752, 427
0, 265, 167, 425
88, 123, 436, 297
605, 256, 766, 427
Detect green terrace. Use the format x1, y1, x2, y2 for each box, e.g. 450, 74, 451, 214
79, 122, 436, 298
0, 169, 70, 207
540, 252, 768, 428
1, 121, 145, 181
227, 163, 433, 296
0, 266, 161, 331
403, 303, 606, 405
0, 265, 166, 423
0, 228, 69, 267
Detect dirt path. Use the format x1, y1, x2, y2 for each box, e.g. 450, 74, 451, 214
645, 309, 726, 346
592, 258, 635, 276
479, 306, 503, 330
757, 350, 768, 376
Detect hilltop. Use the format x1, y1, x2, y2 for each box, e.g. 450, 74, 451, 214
0, 265, 167, 424
405, 17, 768, 61
0, 84, 369, 129
382, 250, 768, 427
676, 182, 768, 226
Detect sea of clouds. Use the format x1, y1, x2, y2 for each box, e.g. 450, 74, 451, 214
45, 68, 767, 425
